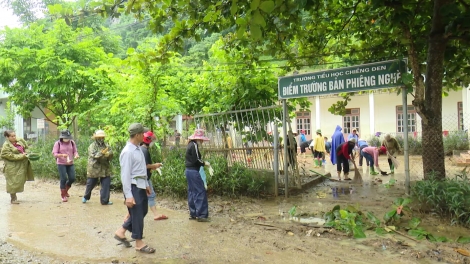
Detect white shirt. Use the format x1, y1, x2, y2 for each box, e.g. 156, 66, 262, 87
120, 141, 149, 198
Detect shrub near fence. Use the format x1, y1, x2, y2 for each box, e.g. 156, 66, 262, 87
28, 138, 268, 197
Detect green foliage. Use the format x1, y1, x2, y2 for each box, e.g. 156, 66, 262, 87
383, 197, 411, 224
413, 171, 470, 227
0, 101, 15, 130
0, 20, 115, 127
443, 131, 469, 155
395, 135, 423, 155
324, 205, 370, 238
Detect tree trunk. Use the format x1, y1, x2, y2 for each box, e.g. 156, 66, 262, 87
421, 0, 449, 179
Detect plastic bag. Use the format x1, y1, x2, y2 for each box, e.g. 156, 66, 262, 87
199, 166, 207, 190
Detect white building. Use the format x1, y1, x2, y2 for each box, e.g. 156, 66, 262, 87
0, 91, 55, 144
293, 88, 470, 141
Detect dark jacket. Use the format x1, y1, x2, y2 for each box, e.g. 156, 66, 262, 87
140, 146, 153, 180
336, 142, 355, 160
185, 140, 204, 169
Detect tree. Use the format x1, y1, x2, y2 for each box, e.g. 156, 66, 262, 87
88, 0, 470, 178
0, 20, 115, 129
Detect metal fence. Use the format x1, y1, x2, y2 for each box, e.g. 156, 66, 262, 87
187, 102, 303, 193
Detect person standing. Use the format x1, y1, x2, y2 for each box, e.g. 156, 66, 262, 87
311, 129, 326, 168
322, 137, 332, 165
330, 125, 345, 165
114, 123, 155, 253
299, 130, 307, 157
1, 130, 34, 204
357, 138, 370, 167
174, 130, 181, 147
286, 131, 298, 168
52, 130, 79, 202
382, 134, 401, 174
141, 131, 167, 221
361, 146, 387, 175
185, 128, 211, 222
82, 130, 113, 205
335, 140, 356, 181
348, 129, 359, 145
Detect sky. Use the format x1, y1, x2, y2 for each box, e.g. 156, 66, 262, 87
0, 8, 20, 29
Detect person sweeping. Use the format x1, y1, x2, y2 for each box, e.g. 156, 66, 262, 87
382, 134, 401, 174
360, 146, 388, 176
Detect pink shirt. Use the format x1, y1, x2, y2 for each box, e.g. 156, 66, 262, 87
52, 140, 78, 165
362, 146, 380, 169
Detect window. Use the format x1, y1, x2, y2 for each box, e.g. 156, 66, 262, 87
396, 105, 417, 133
23, 117, 32, 139
458, 102, 464, 131
342, 108, 360, 134
296, 111, 311, 135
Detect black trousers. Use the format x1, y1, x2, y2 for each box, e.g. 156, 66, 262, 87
122, 185, 148, 240
83, 176, 111, 204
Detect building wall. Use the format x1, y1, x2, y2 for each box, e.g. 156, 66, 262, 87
293, 89, 464, 141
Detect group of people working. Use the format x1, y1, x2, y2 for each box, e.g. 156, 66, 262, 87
297, 127, 401, 181
1, 124, 211, 254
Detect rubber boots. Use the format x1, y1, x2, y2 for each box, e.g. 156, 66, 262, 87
370, 166, 378, 175
65, 185, 71, 197
314, 160, 320, 168
61, 189, 68, 202
390, 164, 395, 174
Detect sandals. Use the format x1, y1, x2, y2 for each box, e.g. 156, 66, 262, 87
343, 178, 352, 181
154, 215, 168, 221
114, 235, 132, 248
136, 245, 156, 254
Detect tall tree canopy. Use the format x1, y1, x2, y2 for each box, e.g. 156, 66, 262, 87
85, 0, 470, 178
0, 20, 115, 127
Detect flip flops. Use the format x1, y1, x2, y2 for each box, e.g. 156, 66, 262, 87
114, 235, 132, 248
154, 215, 168, 221
136, 245, 156, 254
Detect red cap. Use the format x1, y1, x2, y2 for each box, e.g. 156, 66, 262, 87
379, 146, 387, 154
143, 131, 156, 144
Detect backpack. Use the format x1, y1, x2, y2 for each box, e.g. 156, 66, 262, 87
54, 140, 75, 153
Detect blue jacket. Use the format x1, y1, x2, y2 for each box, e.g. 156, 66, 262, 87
330, 125, 345, 165
358, 139, 368, 147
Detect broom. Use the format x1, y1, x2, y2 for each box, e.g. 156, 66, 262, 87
351, 159, 363, 184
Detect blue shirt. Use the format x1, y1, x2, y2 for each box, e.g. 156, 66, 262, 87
358, 139, 368, 147
120, 141, 149, 198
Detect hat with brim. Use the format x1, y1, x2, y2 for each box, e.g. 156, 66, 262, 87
59, 130, 73, 139
189, 129, 210, 141
316, 129, 322, 134
91, 130, 106, 139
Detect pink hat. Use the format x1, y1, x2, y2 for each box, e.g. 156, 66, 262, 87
189, 129, 210, 141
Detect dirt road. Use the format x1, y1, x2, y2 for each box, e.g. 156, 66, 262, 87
0, 172, 469, 264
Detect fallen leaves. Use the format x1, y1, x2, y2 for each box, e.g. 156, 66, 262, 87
454, 248, 470, 257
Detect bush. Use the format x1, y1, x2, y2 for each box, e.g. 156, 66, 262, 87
443, 131, 469, 155
28, 139, 268, 198
154, 148, 268, 198
412, 171, 470, 227
395, 135, 423, 155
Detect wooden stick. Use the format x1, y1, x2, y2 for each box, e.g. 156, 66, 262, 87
391, 229, 419, 242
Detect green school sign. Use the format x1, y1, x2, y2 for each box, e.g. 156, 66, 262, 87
278, 60, 407, 99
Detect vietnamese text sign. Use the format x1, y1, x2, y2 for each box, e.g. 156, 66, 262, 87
278, 60, 407, 99
37, 119, 45, 129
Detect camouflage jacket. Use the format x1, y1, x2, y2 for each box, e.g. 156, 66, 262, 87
86, 141, 113, 178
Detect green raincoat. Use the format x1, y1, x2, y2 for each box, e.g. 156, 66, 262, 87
87, 141, 113, 178
1, 138, 34, 193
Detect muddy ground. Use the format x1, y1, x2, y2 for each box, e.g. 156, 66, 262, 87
1, 157, 470, 264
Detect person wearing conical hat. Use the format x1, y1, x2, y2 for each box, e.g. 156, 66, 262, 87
185, 128, 211, 222
82, 130, 113, 205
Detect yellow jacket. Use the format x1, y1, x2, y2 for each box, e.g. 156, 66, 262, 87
313, 135, 326, 152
